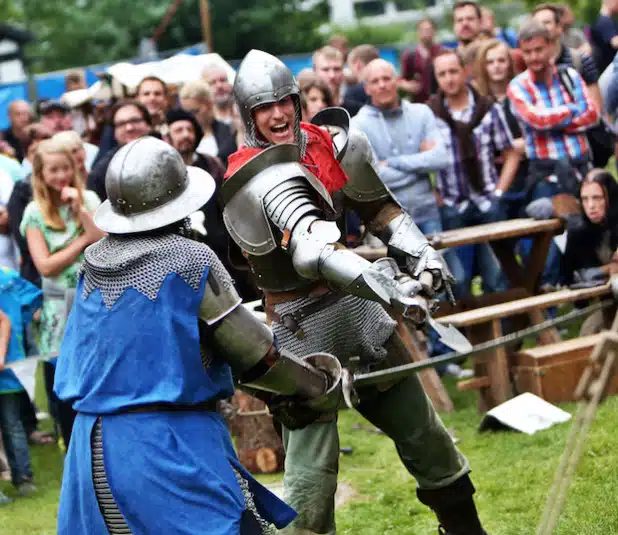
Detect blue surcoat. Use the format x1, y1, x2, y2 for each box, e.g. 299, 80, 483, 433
54, 234, 295, 534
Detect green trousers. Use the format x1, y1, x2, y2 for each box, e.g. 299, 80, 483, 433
279, 337, 470, 534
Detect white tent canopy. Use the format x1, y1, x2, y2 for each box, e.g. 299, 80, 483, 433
61, 52, 235, 108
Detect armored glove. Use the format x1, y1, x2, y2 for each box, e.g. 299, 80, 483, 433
266, 395, 323, 430
363, 258, 432, 325
404, 246, 456, 298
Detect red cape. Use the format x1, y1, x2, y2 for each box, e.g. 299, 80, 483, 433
225, 122, 349, 194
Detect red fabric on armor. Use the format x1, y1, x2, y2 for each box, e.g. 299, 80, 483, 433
224, 122, 349, 194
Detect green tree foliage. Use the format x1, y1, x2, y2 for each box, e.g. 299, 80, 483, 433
5, 0, 328, 73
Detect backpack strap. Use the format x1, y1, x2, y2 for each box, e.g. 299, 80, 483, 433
568, 48, 583, 75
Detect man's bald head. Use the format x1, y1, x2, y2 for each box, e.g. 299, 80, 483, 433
363, 58, 396, 83
8, 100, 31, 130
363, 59, 399, 110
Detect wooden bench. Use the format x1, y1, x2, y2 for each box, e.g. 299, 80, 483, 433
436, 284, 611, 411
512, 334, 618, 403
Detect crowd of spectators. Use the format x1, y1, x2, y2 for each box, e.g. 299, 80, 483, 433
1, 0, 618, 504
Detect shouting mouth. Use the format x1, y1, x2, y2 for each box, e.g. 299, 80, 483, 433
270, 122, 293, 141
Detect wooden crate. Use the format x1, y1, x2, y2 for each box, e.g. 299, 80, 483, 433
512, 334, 618, 404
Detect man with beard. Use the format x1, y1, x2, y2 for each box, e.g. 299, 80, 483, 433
532, 4, 602, 112
166, 108, 259, 300
179, 80, 237, 166
453, 0, 482, 50
223, 49, 488, 535
202, 65, 237, 126
400, 19, 445, 103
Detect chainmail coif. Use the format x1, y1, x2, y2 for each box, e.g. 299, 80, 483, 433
81, 233, 233, 310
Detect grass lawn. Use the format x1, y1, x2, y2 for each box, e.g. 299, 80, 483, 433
2, 375, 617, 535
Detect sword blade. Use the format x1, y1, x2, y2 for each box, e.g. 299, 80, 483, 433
353, 299, 614, 388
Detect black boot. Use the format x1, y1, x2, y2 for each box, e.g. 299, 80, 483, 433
417, 475, 487, 535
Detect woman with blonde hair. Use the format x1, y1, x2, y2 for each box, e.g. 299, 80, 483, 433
51, 130, 88, 182
20, 139, 103, 447
476, 39, 527, 218
475, 39, 515, 100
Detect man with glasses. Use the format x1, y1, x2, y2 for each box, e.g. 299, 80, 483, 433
87, 100, 152, 202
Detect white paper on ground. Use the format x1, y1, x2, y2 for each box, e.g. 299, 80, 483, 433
479, 392, 572, 435
8, 359, 39, 402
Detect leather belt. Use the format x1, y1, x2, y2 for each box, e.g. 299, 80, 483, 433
112, 399, 219, 415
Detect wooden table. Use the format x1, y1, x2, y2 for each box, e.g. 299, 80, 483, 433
355, 218, 566, 411
356, 218, 563, 295
436, 284, 611, 411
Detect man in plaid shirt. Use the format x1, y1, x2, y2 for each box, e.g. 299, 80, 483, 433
508, 19, 599, 285
507, 19, 599, 198
428, 50, 520, 298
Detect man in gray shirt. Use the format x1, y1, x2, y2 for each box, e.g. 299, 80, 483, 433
352, 58, 463, 287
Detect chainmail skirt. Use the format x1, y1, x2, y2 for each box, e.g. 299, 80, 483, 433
271, 294, 397, 369
91, 419, 132, 534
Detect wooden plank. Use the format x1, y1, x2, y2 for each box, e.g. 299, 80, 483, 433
457, 376, 491, 391
353, 218, 563, 260
429, 218, 563, 250
466, 323, 494, 413
434, 288, 530, 318
394, 321, 455, 413
437, 284, 611, 327
516, 334, 603, 360
486, 319, 513, 407
521, 231, 556, 294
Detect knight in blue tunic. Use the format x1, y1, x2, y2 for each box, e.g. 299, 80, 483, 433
53, 137, 341, 535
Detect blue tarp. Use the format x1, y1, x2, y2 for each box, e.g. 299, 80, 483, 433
0, 45, 400, 130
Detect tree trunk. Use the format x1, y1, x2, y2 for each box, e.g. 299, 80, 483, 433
226, 391, 285, 474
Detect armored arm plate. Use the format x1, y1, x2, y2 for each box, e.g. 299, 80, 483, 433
222, 144, 336, 257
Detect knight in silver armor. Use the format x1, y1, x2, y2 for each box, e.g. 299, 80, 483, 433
223, 50, 487, 535
53, 136, 341, 535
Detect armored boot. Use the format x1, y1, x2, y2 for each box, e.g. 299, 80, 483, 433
417, 474, 487, 535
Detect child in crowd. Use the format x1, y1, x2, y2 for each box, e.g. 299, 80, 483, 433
20, 140, 102, 450
0, 267, 43, 504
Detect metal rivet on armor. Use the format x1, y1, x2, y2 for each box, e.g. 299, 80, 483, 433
256, 96, 260, 101
142, 202, 146, 206
168, 190, 172, 194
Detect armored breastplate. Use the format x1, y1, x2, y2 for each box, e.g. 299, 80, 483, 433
222, 144, 338, 292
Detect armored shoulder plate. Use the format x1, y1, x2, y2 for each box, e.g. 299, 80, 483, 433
311, 107, 350, 162
222, 144, 335, 257
199, 257, 242, 326
339, 128, 392, 203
